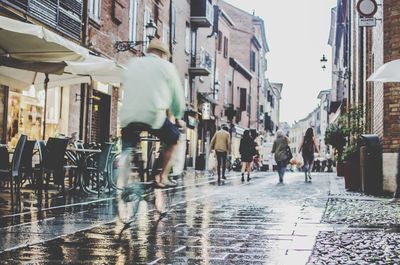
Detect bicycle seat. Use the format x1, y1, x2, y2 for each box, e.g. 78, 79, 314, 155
126, 122, 151, 132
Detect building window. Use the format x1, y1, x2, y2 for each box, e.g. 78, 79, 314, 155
240, 88, 247, 111
223, 37, 228, 58
143, 7, 152, 48
162, 24, 170, 44
172, 5, 177, 43
185, 22, 191, 54
191, 29, 197, 59
224, 75, 230, 105
217, 31, 223, 51
89, 0, 101, 21
129, 0, 138, 42
184, 77, 189, 99
250, 51, 256, 71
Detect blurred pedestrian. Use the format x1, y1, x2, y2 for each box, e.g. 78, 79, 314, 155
272, 130, 290, 183
210, 124, 230, 182
239, 130, 256, 182
298, 128, 320, 182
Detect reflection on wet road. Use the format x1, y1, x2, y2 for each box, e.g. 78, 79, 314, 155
0, 171, 334, 264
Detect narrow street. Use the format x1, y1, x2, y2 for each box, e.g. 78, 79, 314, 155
0, 171, 334, 264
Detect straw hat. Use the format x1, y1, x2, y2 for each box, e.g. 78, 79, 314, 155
146, 39, 171, 58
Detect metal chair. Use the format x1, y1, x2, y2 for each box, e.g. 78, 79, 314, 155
85, 142, 114, 196
20, 140, 36, 185
0, 134, 27, 203
0, 145, 9, 188
41, 137, 69, 192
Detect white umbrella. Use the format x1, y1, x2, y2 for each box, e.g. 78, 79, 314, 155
367, 59, 400, 82
0, 55, 125, 138
0, 15, 88, 62
0, 55, 124, 89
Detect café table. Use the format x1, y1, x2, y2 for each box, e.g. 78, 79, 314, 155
65, 148, 101, 195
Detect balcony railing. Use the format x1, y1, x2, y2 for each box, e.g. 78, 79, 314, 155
190, 0, 213, 27
189, 48, 213, 76
1, 0, 83, 41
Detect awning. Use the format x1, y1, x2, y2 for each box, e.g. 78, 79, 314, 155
367, 59, 400, 82
198, 92, 219, 105
0, 15, 88, 62
0, 54, 125, 90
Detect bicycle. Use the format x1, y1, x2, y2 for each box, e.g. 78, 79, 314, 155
114, 123, 179, 232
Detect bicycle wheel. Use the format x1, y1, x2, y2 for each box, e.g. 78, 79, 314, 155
117, 186, 142, 224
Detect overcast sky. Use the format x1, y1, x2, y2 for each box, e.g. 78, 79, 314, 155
224, 0, 336, 125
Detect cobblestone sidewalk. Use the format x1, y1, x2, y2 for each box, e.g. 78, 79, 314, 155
307, 175, 400, 264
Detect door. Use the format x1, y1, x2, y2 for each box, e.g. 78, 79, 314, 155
91, 90, 111, 144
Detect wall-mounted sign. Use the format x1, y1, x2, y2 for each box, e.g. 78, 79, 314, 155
201, 102, 211, 120
188, 116, 197, 128
359, 17, 376, 27
356, 0, 378, 17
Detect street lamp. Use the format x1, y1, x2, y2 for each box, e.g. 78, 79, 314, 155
332, 69, 350, 79
320, 54, 328, 71
114, 19, 158, 52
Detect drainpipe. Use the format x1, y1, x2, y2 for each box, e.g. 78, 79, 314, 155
81, 0, 89, 47
169, 0, 173, 63
248, 80, 251, 128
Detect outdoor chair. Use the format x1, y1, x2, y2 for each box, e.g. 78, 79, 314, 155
0, 145, 9, 188
85, 142, 114, 196
33, 140, 46, 193
0, 134, 27, 203
39, 137, 69, 192
20, 140, 36, 186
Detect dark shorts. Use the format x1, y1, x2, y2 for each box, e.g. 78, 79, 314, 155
121, 118, 180, 149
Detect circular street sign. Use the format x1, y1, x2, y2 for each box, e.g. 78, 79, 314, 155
357, 0, 378, 17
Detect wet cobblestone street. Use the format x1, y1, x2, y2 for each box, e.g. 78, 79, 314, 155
0, 171, 332, 264
2, 172, 400, 264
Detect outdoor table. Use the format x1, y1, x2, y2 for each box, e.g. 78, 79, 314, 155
65, 148, 101, 195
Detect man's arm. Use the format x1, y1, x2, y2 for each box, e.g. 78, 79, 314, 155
169, 65, 185, 119
210, 134, 216, 150
298, 137, 304, 153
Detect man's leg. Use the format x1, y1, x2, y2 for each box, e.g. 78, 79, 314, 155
221, 152, 227, 179
118, 125, 136, 189
151, 118, 180, 187
158, 143, 178, 184
216, 151, 222, 178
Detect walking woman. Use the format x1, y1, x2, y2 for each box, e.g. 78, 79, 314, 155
272, 130, 290, 183
298, 128, 320, 182
239, 130, 256, 182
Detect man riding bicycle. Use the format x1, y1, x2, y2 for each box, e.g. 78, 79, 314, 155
119, 39, 185, 188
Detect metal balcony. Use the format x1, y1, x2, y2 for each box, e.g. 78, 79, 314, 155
1, 0, 83, 41
190, 0, 213, 28
189, 49, 213, 76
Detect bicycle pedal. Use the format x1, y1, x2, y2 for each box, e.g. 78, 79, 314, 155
121, 189, 135, 202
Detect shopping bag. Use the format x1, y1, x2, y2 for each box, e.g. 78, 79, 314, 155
172, 133, 187, 176
294, 153, 304, 167
207, 150, 217, 171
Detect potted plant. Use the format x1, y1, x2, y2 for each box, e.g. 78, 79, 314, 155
325, 123, 347, 176
342, 144, 361, 191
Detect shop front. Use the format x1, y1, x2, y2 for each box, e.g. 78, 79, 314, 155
0, 83, 82, 147
184, 109, 198, 168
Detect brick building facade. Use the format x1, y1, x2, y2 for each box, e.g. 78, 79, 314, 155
330, 0, 400, 192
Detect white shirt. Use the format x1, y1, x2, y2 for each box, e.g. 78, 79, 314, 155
120, 54, 185, 129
